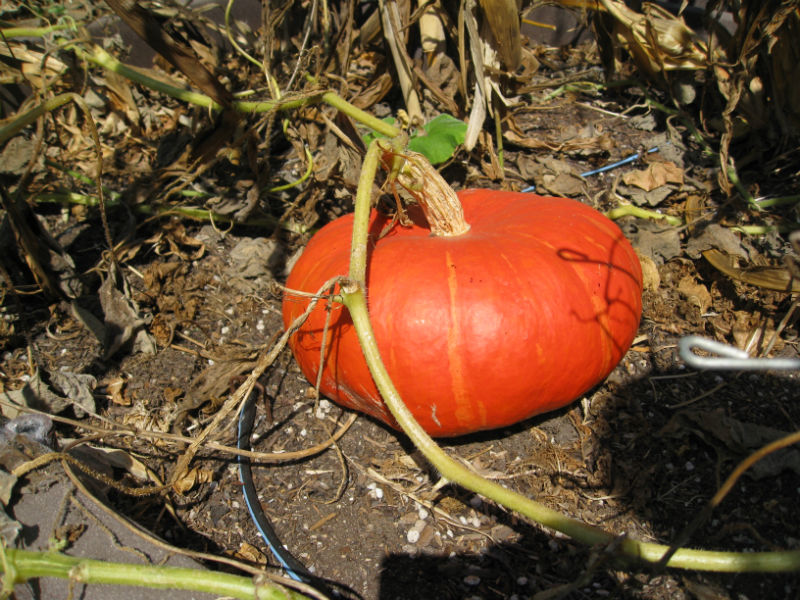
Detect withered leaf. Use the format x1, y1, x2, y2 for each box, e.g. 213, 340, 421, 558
622, 161, 684, 191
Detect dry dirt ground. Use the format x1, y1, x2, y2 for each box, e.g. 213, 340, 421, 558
2, 4, 800, 600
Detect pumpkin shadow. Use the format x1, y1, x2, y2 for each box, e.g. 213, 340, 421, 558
377, 358, 800, 598
555, 228, 643, 358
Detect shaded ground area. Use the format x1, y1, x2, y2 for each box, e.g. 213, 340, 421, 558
1, 1, 800, 599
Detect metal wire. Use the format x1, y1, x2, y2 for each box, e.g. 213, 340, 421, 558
679, 335, 800, 371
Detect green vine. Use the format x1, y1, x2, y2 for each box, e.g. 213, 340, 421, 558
338, 141, 800, 574
0, 548, 309, 600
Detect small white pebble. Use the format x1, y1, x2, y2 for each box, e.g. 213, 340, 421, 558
685, 461, 695, 472
220, 326, 230, 335
418, 507, 429, 520
315, 400, 331, 419
208, 359, 215, 366
256, 319, 265, 332
407, 529, 420, 543
225, 307, 234, 315
516, 577, 528, 586
463, 575, 480, 586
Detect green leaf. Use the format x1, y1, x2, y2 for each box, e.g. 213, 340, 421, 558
360, 114, 467, 165
408, 114, 466, 165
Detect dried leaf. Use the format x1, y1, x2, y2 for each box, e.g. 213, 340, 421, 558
620, 184, 673, 207
702, 249, 800, 293
1, 369, 67, 418
235, 542, 266, 564
99, 267, 156, 359
638, 253, 661, 292
0, 508, 20, 545
598, 0, 714, 77
105, 376, 130, 406
50, 371, 97, 418
677, 276, 712, 314
477, 0, 521, 70
540, 172, 584, 197
623, 220, 682, 265
145, 221, 205, 261
229, 237, 284, 279
686, 224, 748, 260
84, 445, 156, 483
622, 161, 684, 191
0, 471, 17, 506
172, 466, 214, 494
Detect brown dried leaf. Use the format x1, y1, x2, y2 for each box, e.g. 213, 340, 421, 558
703, 249, 800, 293
638, 253, 661, 292
105, 376, 130, 406
677, 275, 712, 314
145, 221, 205, 261
351, 72, 394, 109
163, 387, 184, 404
172, 466, 214, 494
622, 161, 684, 191
598, 0, 715, 77
99, 268, 157, 358
235, 542, 266, 564
477, 0, 521, 70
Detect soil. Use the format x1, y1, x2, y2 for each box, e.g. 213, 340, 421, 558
2, 3, 800, 599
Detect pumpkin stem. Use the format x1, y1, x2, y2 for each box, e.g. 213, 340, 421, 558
380, 144, 470, 237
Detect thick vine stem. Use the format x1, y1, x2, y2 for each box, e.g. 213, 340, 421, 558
341, 145, 800, 574
0, 548, 309, 600
379, 143, 470, 237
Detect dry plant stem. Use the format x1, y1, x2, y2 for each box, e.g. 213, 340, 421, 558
339, 149, 800, 573
171, 277, 341, 484
0, 93, 74, 144
0, 398, 355, 463
0, 548, 310, 600
0, 91, 111, 265
378, 0, 423, 122
379, 143, 470, 236
82, 46, 399, 139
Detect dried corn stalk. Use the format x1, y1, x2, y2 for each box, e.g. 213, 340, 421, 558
597, 0, 716, 78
